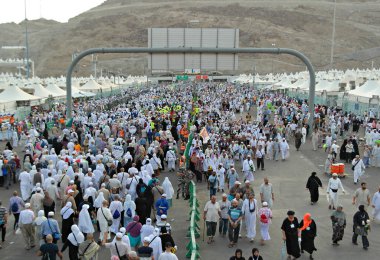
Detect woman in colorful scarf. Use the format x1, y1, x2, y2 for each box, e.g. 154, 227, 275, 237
299, 213, 317, 260
126, 215, 142, 250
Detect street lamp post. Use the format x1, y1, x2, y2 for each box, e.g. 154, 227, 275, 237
24, 0, 30, 79
271, 43, 276, 74
330, 0, 337, 69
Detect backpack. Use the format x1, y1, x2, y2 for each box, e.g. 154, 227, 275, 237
113, 209, 120, 219
126, 207, 132, 218
42, 253, 50, 260
11, 202, 19, 213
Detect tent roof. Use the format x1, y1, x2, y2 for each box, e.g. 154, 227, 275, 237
0, 85, 40, 101
46, 84, 66, 96
80, 79, 103, 90
348, 79, 380, 97
33, 84, 59, 98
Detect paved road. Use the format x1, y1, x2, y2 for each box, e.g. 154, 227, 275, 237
0, 122, 379, 259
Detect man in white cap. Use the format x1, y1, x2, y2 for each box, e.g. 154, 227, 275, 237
330, 140, 340, 159
165, 147, 177, 172
18, 203, 35, 250
218, 193, 231, 237
61, 189, 77, 212
326, 173, 345, 210
30, 187, 44, 216
242, 155, 255, 182
40, 211, 60, 244
105, 232, 130, 258
137, 237, 154, 259
148, 228, 163, 260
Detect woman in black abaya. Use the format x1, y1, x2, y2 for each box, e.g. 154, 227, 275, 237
60, 201, 75, 243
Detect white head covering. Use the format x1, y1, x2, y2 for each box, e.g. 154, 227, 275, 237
60, 202, 74, 219
78, 204, 95, 233
67, 224, 85, 246
34, 210, 47, 225
124, 194, 136, 214
162, 177, 174, 200
94, 192, 105, 208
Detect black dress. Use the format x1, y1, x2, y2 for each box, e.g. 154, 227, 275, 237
306, 176, 322, 203
300, 220, 317, 254
281, 217, 301, 258
61, 239, 79, 260
61, 212, 75, 243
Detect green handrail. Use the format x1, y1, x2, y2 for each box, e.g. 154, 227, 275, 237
186, 181, 200, 259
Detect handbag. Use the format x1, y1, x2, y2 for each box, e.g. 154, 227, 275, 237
352, 160, 360, 171
47, 219, 61, 240
101, 208, 113, 226
115, 242, 128, 260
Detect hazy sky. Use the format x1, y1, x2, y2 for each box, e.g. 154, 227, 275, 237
0, 0, 105, 24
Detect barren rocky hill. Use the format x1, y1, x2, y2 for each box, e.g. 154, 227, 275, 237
1, 0, 380, 77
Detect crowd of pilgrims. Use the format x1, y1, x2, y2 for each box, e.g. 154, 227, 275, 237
0, 82, 379, 260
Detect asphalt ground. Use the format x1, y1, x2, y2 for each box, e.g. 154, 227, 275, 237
0, 109, 379, 260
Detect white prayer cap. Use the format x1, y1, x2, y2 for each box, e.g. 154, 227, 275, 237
36, 187, 42, 192
235, 181, 241, 185
143, 237, 151, 243
48, 211, 55, 217
116, 232, 123, 238
161, 214, 167, 219
68, 189, 74, 193
25, 203, 31, 208
262, 202, 268, 207
245, 180, 250, 184
69, 180, 74, 184
332, 173, 338, 177
162, 193, 167, 197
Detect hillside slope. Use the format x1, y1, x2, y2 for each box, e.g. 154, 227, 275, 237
1, 0, 380, 76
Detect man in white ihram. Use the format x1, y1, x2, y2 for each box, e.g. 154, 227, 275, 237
326, 173, 345, 210
352, 155, 366, 184
242, 155, 255, 182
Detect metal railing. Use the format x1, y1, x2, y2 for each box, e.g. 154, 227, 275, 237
186, 181, 200, 259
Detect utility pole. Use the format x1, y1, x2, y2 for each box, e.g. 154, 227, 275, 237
24, 0, 30, 79
330, 0, 337, 69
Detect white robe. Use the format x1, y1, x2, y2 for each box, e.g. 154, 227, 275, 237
19, 171, 32, 201
372, 191, 380, 223
97, 206, 112, 240
148, 233, 163, 260
109, 201, 123, 233
352, 159, 365, 183
242, 159, 255, 182
78, 205, 95, 234
216, 167, 225, 190
242, 198, 257, 240
372, 146, 380, 167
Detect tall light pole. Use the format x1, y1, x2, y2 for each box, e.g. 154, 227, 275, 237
330, 0, 337, 69
271, 43, 276, 74
24, 0, 30, 79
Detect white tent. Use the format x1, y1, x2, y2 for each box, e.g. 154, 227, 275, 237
33, 83, 58, 98
348, 79, 380, 98
72, 87, 96, 98
0, 85, 40, 102
80, 79, 103, 91
46, 83, 66, 96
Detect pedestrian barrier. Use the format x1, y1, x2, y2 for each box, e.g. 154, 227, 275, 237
186, 181, 200, 259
